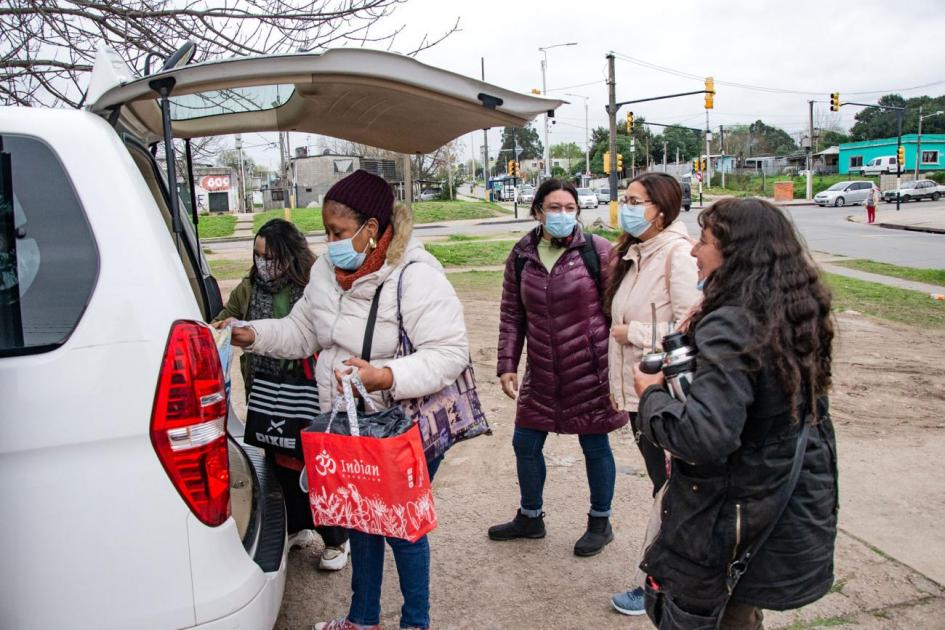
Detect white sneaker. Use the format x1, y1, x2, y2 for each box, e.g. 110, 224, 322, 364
318, 540, 350, 571
287, 529, 314, 549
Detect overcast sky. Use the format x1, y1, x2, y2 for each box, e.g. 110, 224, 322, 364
246, 0, 945, 169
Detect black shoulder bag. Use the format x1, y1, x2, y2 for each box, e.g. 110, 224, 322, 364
243, 284, 384, 458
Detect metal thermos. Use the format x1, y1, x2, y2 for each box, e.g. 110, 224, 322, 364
660, 332, 697, 401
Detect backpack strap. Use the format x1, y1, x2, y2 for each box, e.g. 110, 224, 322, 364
515, 233, 602, 299
579, 235, 602, 298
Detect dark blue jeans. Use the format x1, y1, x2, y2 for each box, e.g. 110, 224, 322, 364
347, 457, 441, 629
512, 426, 615, 518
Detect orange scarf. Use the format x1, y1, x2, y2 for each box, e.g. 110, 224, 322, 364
334, 225, 394, 291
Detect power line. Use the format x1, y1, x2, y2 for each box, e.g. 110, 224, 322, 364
546, 79, 606, 93
611, 51, 945, 96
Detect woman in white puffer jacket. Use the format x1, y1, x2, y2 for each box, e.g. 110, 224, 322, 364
225, 169, 468, 630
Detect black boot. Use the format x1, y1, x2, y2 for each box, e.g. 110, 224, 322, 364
488, 509, 546, 541
573, 514, 613, 557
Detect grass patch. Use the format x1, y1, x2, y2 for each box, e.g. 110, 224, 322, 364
253, 207, 324, 234
425, 240, 515, 267
828, 577, 849, 595
446, 270, 504, 292
830, 259, 945, 287
782, 615, 856, 630
193, 214, 237, 238
825, 273, 945, 329
208, 258, 251, 281
447, 233, 486, 241
250, 201, 509, 236
585, 225, 622, 242
412, 200, 510, 223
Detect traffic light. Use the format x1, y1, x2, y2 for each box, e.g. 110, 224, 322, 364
603, 151, 611, 174
897, 145, 905, 166
531, 88, 541, 95
507, 160, 515, 176
704, 77, 714, 109
616, 153, 623, 173
625, 111, 634, 133
829, 92, 840, 112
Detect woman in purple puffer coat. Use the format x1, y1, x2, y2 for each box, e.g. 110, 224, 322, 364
488, 179, 628, 557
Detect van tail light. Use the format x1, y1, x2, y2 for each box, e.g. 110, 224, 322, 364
150, 320, 230, 527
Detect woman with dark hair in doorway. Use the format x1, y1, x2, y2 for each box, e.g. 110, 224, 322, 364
632, 198, 838, 629
489, 178, 628, 558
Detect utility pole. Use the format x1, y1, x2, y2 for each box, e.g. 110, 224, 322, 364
606, 53, 618, 226
403, 153, 413, 209
719, 125, 725, 189
896, 109, 903, 211
538, 43, 577, 180
663, 141, 668, 173
806, 100, 814, 200
565, 93, 591, 179
704, 111, 712, 187
913, 107, 941, 180
676, 146, 680, 166
482, 57, 490, 201
235, 134, 246, 214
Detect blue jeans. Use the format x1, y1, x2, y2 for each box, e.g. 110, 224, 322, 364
512, 426, 615, 518
347, 457, 442, 628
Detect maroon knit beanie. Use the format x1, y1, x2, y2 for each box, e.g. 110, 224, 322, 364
324, 169, 395, 233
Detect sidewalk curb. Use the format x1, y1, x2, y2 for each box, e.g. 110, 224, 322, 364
844, 214, 945, 235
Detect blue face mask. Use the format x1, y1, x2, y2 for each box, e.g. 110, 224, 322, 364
696, 278, 706, 291
544, 211, 577, 238
619, 203, 652, 237
328, 223, 368, 271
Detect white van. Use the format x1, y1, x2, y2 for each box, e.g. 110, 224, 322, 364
862, 156, 899, 175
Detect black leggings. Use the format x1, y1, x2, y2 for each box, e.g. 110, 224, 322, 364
629, 412, 667, 497
273, 461, 348, 547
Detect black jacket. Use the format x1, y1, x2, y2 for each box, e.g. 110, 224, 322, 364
637, 306, 838, 611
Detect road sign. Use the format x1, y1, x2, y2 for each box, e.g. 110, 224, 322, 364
694, 171, 703, 182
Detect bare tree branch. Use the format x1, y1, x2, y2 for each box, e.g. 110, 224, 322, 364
1, 0, 459, 107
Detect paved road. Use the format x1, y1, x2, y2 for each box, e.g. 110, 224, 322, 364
206, 199, 945, 269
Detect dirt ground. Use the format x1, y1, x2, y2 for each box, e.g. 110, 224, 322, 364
219, 275, 945, 630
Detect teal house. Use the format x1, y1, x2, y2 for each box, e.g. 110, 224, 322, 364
838, 134, 945, 174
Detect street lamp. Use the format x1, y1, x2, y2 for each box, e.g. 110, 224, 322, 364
539, 42, 577, 179
916, 107, 944, 179
565, 93, 590, 178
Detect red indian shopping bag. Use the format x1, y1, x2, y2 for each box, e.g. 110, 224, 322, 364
300, 374, 436, 542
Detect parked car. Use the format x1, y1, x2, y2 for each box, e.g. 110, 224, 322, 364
0, 45, 558, 630
813, 181, 875, 207
419, 187, 442, 201
517, 185, 536, 204
596, 187, 611, 204
862, 156, 899, 175
576, 187, 599, 209
882, 179, 943, 203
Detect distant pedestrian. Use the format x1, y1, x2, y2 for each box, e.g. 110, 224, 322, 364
213, 218, 351, 572
865, 184, 880, 224
489, 178, 628, 558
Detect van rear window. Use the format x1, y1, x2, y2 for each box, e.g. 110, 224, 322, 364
0, 135, 98, 356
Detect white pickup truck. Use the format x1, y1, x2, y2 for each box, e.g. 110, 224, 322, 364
0, 46, 560, 629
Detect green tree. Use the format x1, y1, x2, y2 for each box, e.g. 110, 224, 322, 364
748, 120, 798, 155
497, 124, 543, 163
849, 94, 907, 140
551, 142, 583, 160
820, 130, 850, 147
